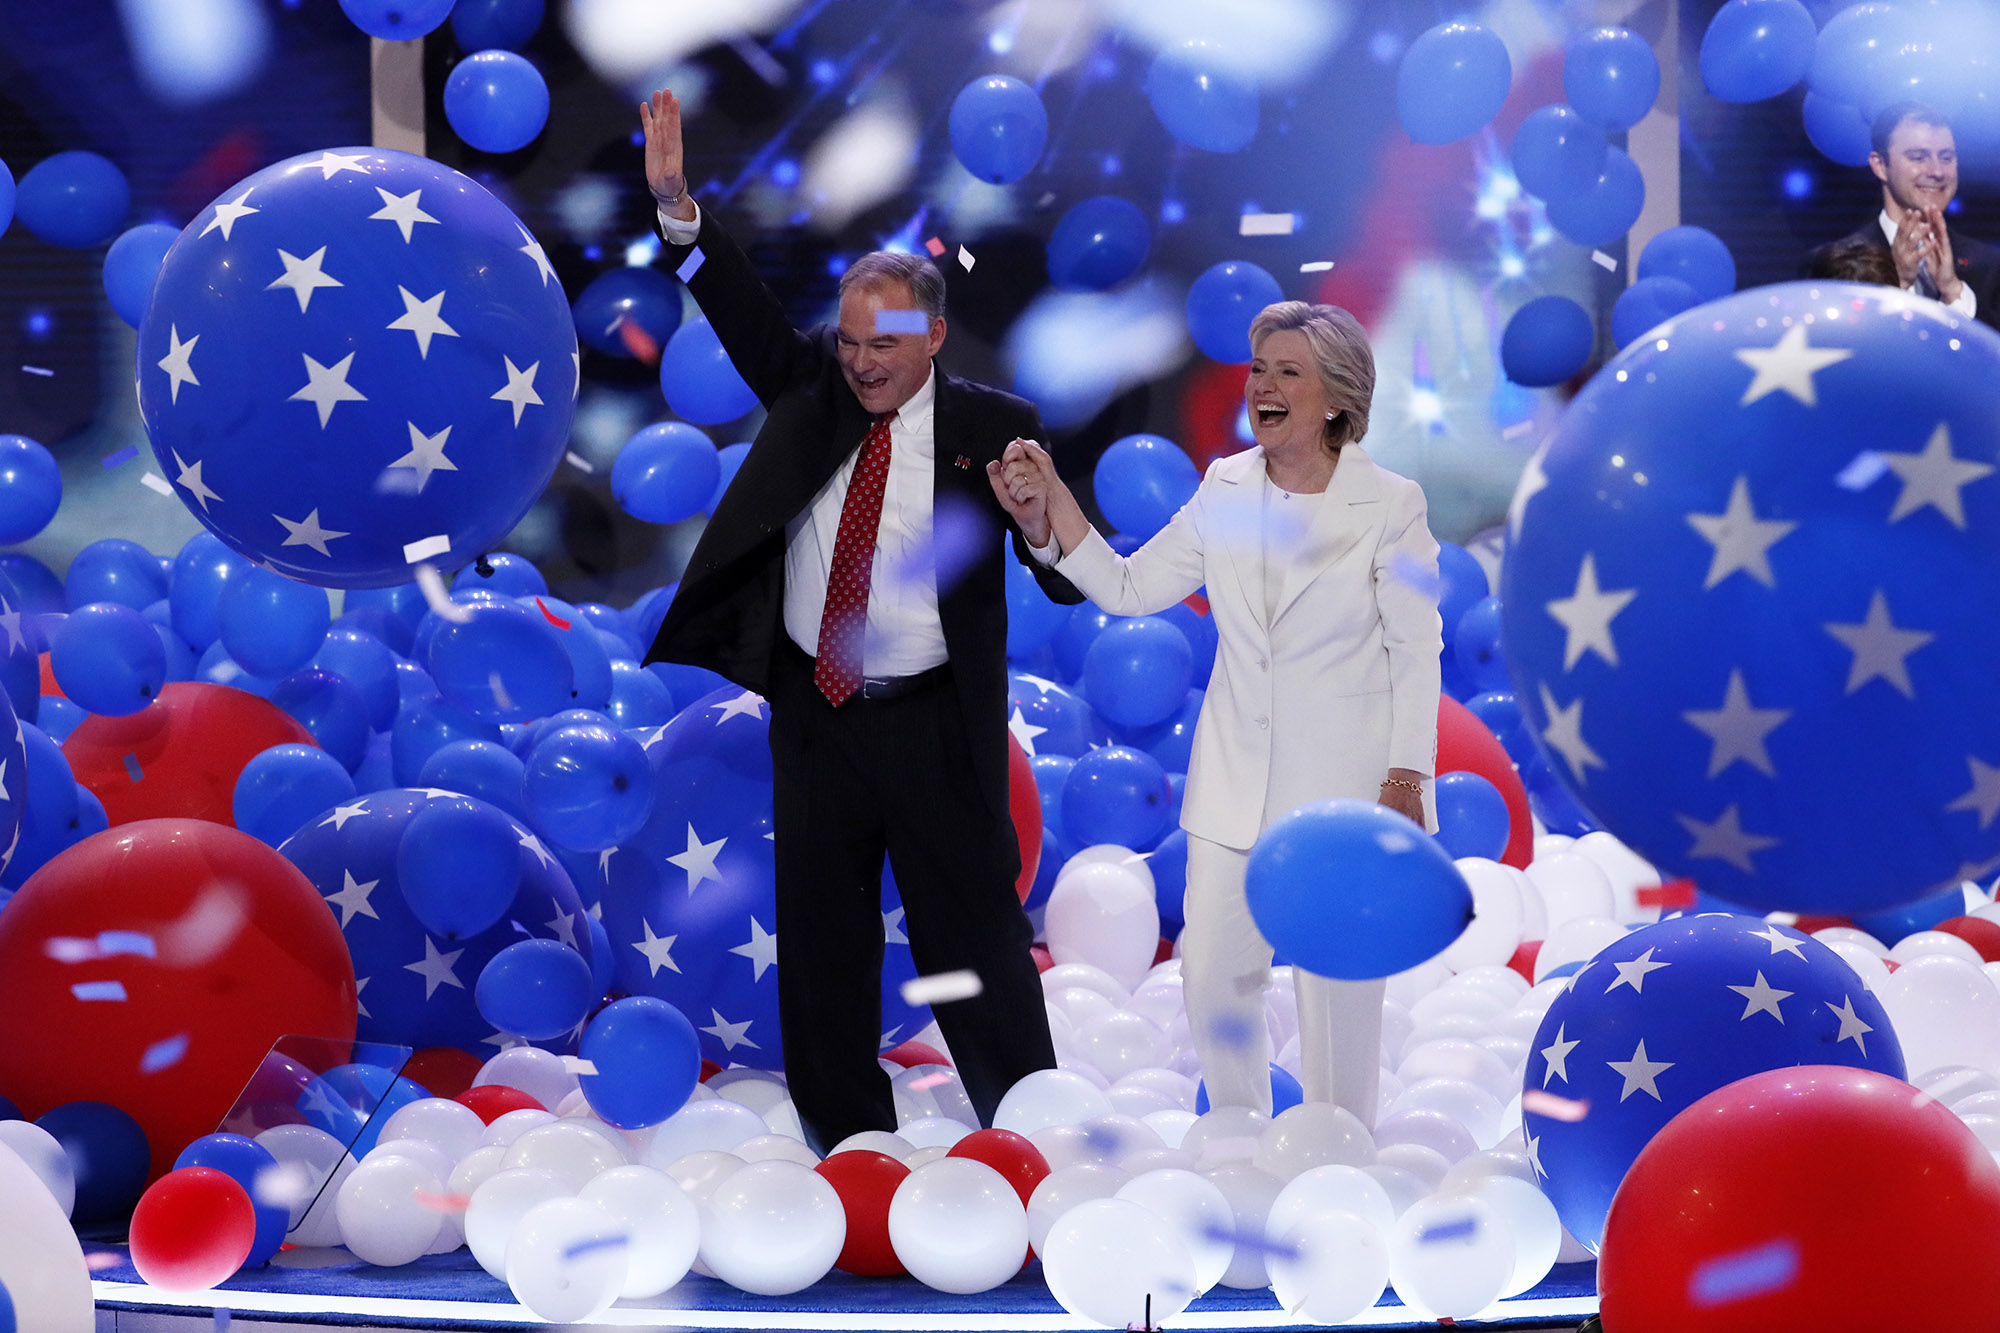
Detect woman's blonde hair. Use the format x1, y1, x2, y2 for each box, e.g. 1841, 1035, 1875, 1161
1248, 300, 1375, 449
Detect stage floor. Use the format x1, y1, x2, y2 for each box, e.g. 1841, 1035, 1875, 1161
89, 1248, 1600, 1331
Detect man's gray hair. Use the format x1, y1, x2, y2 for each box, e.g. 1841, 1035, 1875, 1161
1248, 300, 1376, 449
839, 251, 947, 323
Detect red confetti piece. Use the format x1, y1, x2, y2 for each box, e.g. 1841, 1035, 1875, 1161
535, 598, 571, 631
924, 236, 946, 257
617, 317, 660, 365
1638, 879, 1698, 910
413, 1189, 471, 1214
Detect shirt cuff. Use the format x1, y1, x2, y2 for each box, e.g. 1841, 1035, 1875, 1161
657, 200, 702, 245
1026, 532, 1061, 566
1954, 283, 1978, 318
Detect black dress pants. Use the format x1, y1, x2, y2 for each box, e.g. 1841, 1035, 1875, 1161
766, 640, 1055, 1156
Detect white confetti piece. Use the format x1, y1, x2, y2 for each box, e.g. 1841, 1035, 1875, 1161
1835, 450, 1888, 491
1299, 260, 1334, 273
414, 563, 473, 623
141, 471, 174, 495
562, 1056, 600, 1077
564, 451, 594, 473
1522, 1089, 1592, 1122
1501, 420, 1534, 439
957, 245, 975, 272
899, 969, 984, 1007
1591, 250, 1619, 272
1239, 212, 1296, 236
403, 533, 451, 563
21, 365, 53, 377
907, 1071, 954, 1092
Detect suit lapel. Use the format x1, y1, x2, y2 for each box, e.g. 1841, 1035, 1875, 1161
930, 368, 969, 506
1207, 449, 1268, 637
1271, 445, 1382, 627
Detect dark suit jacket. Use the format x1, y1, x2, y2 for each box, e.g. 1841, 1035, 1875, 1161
643, 209, 1084, 815
1805, 219, 2000, 333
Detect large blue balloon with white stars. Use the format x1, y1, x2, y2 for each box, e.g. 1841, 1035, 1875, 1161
136, 148, 578, 587
278, 787, 593, 1051
1523, 914, 1902, 1252
1503, 282, 2000, 915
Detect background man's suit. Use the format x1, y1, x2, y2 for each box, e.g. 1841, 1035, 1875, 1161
1807, 221, 2000, 333
644, 210, 1081, 1152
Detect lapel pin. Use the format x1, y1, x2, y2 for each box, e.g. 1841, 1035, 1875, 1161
954, 454, 971, 470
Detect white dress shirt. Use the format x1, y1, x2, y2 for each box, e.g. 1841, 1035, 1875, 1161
660, 201, 949, 677
1881, 209, 1979, 319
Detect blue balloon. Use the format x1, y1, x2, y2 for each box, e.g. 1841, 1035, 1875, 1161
1010, 672, 1112, 758
1501, 281, 2000, 914
577, 996, 701, 1128
34, 696, 81, 744
659, 315, 758, 425
1464, 689, 1530, 761
1701, 0, 1817, 103
1396, 21, 1513, 146
533, 595, 613, 711
139, 149, 577, 587
399, 797, 523, 939
1635, 225, 1737, 303
1437, 542, 1490, 646
1545, 146, 1645, 248
314, 1064, 425, 1158
1047, 196, 1151, 291
311, 626, 399, 730
427, 600, 574, 722
1852, 882, 1967, 945
1151, 827, 1189, 934
462, 553, 549, 599
101, 222, 179, 329
444, 49, 549, 154
174, 1133, 287, 1266
572, 265, 683, 359
1186, 260, 1283, 364
1808, 2, 1910, 108
1005, 545, 1069, 659
524, 722, 653, 851
1433, 770, 1511, 860
1501, 295, 1595, 388
14, 151, 128, 249
0, 156, 14, 234
1245, 800, 1473, 980
1563, 27, 1661, 132
1144, 42, 1258, 153
2, 724, 79, 891
235, 743, 355, 847
948, 74, 1048, 184
217, 564, 329, 678
67, 537, 168, 611
339, 0, 455, 40
36, 1101, 149, 1223
613, 421, 720, 524
1156, 602, 1216, 688
1116, 687, 1203, 775
1081, 616, 1193, 729
169, 532, 247, 651
416, 738, 527, 817
49, 602, 164, 716
392, 697, 503, 787
1611, 275, 1701, 349
1452, 594, 1508, 694
343, 584, 428, 656
0, 553, 63, 616
1511, 105, 1609, 202
0, 435, 60, 546
452, 0, 545, 51
604, 658, 673, 730
1518, 750, 1602, 837
1052, 603, 1117, 683
1524, 915, 1904, 1250
1802, 91, 1874, 167
1095, 434, 1200, 541
711, 441, 751, 511
270, 669, 371, 770
1062, 744, 1172, 849
1195, 1064, 1302, 1116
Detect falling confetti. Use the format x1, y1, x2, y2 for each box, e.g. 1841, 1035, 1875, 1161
1592, 250, 1619, 272
1299, 260, 1334, 273
140, 1032, 191, 1073
1636, 879, 1698, 910
564, 450, 594, 473
102, 445, 139, 468
1417, 1213, 1480, 1244
924, 236, 946, 257
907, 1071, 954, 1092
141, 472, 175, 495
535, 598, 572, 630
562, 1232, 631, 1261
675, 248, 705, 283
21, 365, 53, 377
957, 245, 975, 272
72, 981, 130, 1002
414, 563, 473, 623
1239, 212, 1296, 236
123, 754, 144, 782
1522, 1089, 1592, 1122
402, 533, 451, 563
898, 969, 983, 1006
874, 309, 930, 336
1690, 1238, 1801, 1306
1834, 451, 1889, 491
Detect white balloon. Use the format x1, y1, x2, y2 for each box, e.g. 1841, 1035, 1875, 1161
894, 1064, 977, 1127
1029, 1123, 1097, 1170
1882, 953, 2000, 1078
1375, 1140, 1453, 1190
1052, 985, 1120, 1028
1025, 1162, 1130, 1255
1439, 1147, 1538, 1194
1524, 852, 1615, 934
699, 1160, 845, 1295
1045, 859, 1160, 990
661, 1150, 748, 1202
1199, 1162, 1284, 1289
1117, 1066, 1197, 1110
447, 1144, 507, 1201
1059, 845, 1158, 896
1531, 833, 1576, 860
1107, 1081, 1180, 1118
1534, 915, 1627, 984
0, 1120, 75, 1217
255, 1124, 355, 1247
1251, 1101, 1374, 1180
1181, 1106, 1268, 1167
1387, 1192, 1514, 1319
1505, 864, 1549, 941
1125, 980, 1185, 1028
1141, 1108, 1198, 1149
1078, 1010, 1173, 1082
1041, 1198, 1198, 1329
1918, 1066, 2000, 1105
579, 1164, 699, 1298
473, 1045, 576, 1112
480, 1107, 557, 1149
0, 1141, 92, 1332
1042, 960, 1135, 1004
1267, 1163, 1395, 1242
645, 1098, 768, 1166
1385, 957, 1451, 1009
1445, 858, 1527, 970
1398, 1036, 1518, 1103
708, 1068, 791, 1117
1891, 930, 1985, 965
505, 1197, 628, 1324
904, 1145, 951, 1169
1389, 1077, 1509, 1150
501, 1121, 626, 1191
1268, 1207, 1389, 1324
1474, 1175, 1561, 1296
994, 1068, 1115, 1136
1449, 962, 1532, 1001
1116, 1167, 1234, 1293
1411, 984, 1508, 1028
335, 1153, 444, 1267
898, 1116, 973, 1149
886, 1157, 1029, 1294
830, 1130, 915, 1160
1571, 831, 1663, 924
1825, 940, 1893, 993
763, 1097, 807, 1141
465, 1168, 571, 1279
1363, 1162, 1427, 1218
1815, 925, 1892, 956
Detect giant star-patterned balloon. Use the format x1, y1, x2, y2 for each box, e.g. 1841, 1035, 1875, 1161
135, 148, 578, 588
1503, 282, 2000, 915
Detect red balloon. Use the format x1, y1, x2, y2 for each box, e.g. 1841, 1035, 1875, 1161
1600, 1065, 2000, 1332
1507, 939, 1541, 984
403, 1046, 486, 1100
880, 1039, 949, 1069
1934, 916, 2000, 963
1007, 730, 1041, 904
63, 682, 316, 828
455, 1084, 545, 1123
0, 819, 358, 1181
815, 1149, 910, 1276
129, 1166, 258, 1291
1437, 695, 1531, 869
947, 1127, 1050, 1207
1030, 945, 1053, 973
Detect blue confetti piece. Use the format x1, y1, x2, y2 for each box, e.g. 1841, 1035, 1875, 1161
1418, 1214, 1480, 1245
102, 445, 139, 469
71, 981, 129, 1002
141, 1033, 190, 1074
1201, 1221, 1299, 1260
675, 247, 705, 284
98, 931, 157, 959
873, 308, 930, 336
561, 1232, 629, 1262
123, 754, 143, 783
215, 1309, 231, 1331
1691, 1238, 1800, 1306
1835, 450, 1888, 491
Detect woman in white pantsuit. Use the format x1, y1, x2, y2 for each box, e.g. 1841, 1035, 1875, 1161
989, 301, 1442, 1126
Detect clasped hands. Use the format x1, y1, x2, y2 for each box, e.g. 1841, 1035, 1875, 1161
986, 438, 1061, 548
1893, 205, 1961, 302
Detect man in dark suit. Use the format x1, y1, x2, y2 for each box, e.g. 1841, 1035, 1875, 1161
1806, 102, 2000, 333
637, 89, 1079, 1155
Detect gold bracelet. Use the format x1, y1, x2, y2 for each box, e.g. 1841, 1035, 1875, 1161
1381, 777, 1423, 793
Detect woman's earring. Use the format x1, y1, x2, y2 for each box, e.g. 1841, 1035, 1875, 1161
1324, 412, 1336, 420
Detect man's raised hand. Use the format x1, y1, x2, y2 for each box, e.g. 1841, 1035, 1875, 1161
640, 90, 696, 221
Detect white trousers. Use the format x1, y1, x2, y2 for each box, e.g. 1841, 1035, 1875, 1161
1183, 832, 1385, 1127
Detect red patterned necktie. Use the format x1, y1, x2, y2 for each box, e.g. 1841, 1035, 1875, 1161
814, 414, 894, 705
